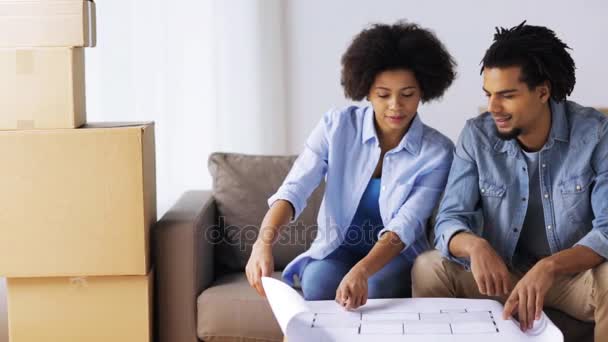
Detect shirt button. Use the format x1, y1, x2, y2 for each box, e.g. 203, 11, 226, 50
521, 197, 526, 202
547, 225, 552, 230
481, 189, 485, 193
544, 194, 549, 199
382, 185, 386, 191
542, 164, 547, 168
513, 227, 518, 232
576, 185, 581, 191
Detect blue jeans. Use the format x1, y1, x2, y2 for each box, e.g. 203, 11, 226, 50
300, 245, 413, 300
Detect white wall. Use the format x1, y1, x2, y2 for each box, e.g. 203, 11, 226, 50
85, 0, 288, 219
284, 0, 608, 153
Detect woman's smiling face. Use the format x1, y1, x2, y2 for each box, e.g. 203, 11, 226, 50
368, 69, 422, 137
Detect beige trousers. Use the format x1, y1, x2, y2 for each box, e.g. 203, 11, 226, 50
411, 250, 608, 341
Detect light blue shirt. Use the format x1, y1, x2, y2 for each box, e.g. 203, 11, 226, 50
268, 105, 454, 285
435, 100, 608, 269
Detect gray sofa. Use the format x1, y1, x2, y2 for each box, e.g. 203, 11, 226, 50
153, 152, 595, 342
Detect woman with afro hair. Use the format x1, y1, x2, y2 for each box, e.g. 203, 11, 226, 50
246, 21, 456, 309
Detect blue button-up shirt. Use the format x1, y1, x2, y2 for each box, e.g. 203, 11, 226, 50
435, 100, 608, 269
268, 105, 454, 285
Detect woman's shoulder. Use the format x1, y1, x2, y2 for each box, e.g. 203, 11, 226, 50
320, 104, 369, 134
420, 123, 455, 155
321, 104, 367, 123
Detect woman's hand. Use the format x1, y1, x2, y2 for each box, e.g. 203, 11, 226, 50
245, 241, 274, 297
335, 265, 370, 310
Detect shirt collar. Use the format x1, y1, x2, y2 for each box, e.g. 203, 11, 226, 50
549, 99, 569, 143
361, 106, 376, 144
361, 106, 423, 155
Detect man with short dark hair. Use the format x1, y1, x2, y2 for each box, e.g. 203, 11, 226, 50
412, 22, 608, 339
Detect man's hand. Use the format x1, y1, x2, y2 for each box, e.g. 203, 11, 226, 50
245, 241, 274, 297
469, 239, 512, 296
502, 259, 555, 332
335, 265, 369, 310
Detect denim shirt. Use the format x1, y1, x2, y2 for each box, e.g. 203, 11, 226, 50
268, 105, 454, 285
435, 100, 608, 269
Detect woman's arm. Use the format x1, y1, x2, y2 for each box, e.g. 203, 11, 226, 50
246, 199, 294, 296
353, 231, 405, 277
256, 199, 295, 245
247, 109, 336, 296
336, 231, 404, 309
266, 110, 333, 221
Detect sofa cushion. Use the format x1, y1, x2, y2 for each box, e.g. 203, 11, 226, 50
197, 271, 284, 342
208, 152, 324, 272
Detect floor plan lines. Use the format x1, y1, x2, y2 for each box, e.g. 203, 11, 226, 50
309, 309, 499, 335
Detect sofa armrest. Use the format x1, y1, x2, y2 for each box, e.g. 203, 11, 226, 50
154, 190, 216, 342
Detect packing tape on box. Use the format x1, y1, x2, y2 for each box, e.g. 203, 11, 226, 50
69, 277, 89, 289
17, 120, 35, 129
14, 50, 36, 129
15, 50, 34, 75
88, 0, 97, 47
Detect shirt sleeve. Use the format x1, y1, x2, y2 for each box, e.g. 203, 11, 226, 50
433, 121, 484, 268
267, 109, 334, 222
378, 143, 454, 252
575, 120, 608, 259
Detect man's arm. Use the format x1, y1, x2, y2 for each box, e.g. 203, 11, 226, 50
449, 232, 513, 296
541, 245, 604, 276
434, 120, 484, 265
435, 120, 513, 296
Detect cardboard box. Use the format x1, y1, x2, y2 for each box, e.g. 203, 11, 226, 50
0, 47, 86, 130
0, 0, 96, 47
0, 123, 157, 277
7, 272, 152, 342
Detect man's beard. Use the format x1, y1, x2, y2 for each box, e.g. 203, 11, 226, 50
495, 126, 522, 141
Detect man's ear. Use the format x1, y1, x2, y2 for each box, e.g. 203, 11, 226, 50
537, 81, 551, 103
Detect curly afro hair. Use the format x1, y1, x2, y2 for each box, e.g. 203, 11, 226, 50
341, 20, 456, 102
481, 21, 576, 101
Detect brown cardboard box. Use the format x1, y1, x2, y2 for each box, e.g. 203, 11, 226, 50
0, 123, 157, 277
0, 0, 96, 47
0, 47, 86, 130
7, 272, 152, 342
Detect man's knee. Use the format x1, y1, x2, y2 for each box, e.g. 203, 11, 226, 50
593, 262, 608, 302
411, 250, 452, 297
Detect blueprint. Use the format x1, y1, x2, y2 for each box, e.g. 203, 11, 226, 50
262, 277, 563, 342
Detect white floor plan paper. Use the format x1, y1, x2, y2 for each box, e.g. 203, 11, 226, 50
262, 277, 563, 342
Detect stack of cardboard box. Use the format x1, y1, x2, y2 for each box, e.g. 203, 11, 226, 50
0, 1, 156, 341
